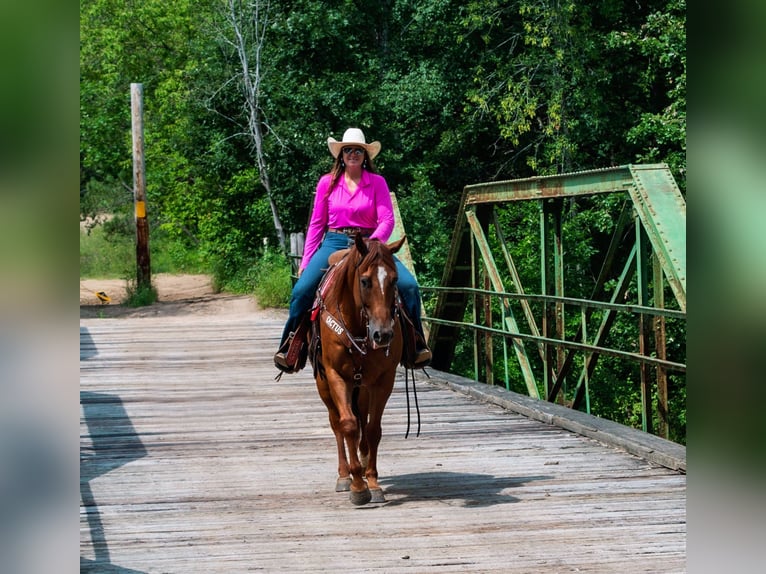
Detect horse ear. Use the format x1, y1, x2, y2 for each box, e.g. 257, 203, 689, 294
387, 236, 406, 254
354, 232, 369, 256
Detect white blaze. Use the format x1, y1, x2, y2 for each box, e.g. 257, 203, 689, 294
377, 265, 387, 295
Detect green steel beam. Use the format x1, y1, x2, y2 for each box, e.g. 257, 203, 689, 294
491, 211, 543, 345
461, 163, 685, 312
465, 209, 539, 398
572, 245, 638, 409
636, 219, 652, 434
429, 163, 685, 410
546, 201, 634, 399
427, 188, 474, 371
388, 192, 417, 278
464, 165, 636, 205
628, 164, 687, 311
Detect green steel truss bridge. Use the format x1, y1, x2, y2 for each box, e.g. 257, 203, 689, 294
391, 163, 686, 441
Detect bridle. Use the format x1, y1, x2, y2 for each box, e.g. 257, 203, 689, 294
315, 251, 400, 358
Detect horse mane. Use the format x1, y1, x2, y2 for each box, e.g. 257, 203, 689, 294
353, 238, 395, 271
320, 237, 398, 305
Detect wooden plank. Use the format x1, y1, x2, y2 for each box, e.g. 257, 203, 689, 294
81, 315, 685, 573
430, 369, 686, 472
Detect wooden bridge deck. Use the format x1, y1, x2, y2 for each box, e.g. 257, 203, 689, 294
80, 313, 686, 573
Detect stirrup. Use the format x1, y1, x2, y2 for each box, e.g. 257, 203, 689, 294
413, 347, 432, 369
274, 331, 301, 374
274, 351, 293, 372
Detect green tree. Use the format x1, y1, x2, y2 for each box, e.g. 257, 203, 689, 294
461, 0, 685, 185
218, 0, 287, 251
81, 0, 686, 296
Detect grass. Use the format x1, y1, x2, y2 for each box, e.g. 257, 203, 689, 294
211, 248, 292, 308
124, 276, 158, 307
252, 249, 292, 308
80, 222, 292, 309
80, 225, 135, 279
80, 223, 208, 279
81, 222, 207, 308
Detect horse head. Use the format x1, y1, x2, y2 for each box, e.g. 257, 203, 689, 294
352, 233, 405, 350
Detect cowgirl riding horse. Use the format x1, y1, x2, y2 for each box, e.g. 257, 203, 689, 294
274, 128, 431, 373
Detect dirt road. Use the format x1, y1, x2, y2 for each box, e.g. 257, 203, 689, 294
79, 274, 288, 320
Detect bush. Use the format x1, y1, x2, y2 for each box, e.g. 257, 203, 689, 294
252, 249, 292, 308
207, 247, 291, 307
124, 275, 158, 307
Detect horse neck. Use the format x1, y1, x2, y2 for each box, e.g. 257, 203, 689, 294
329, 255, 365, 332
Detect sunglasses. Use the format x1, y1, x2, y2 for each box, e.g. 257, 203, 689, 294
342, 147, 365, 156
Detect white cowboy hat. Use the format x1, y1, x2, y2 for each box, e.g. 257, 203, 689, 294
327, 128, 381, 159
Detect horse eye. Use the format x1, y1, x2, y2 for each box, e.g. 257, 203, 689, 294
360, 277, 372, 289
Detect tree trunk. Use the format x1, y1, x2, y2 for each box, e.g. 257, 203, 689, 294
226, 0, 286, 252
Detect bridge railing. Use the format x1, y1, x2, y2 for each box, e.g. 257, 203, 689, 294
424, 164, 686, 444
421, 282, 686, 443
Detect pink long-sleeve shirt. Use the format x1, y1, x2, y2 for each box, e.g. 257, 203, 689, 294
300, 170, 395, 272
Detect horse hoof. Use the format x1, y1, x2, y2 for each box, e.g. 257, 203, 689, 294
369, 488, 386, 503
335, 477, 352, 492
349, 488, 372, 506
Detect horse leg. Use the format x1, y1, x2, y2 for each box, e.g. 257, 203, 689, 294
329, 407, 353, 492
364, 378, 395, 504
327, 373, 371, 505
357, 386, 370, 472
340, 411, 370, 505
316, 374, 351, 491
363, 417, 385, 503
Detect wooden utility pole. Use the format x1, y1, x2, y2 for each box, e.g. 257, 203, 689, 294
131, 83, 151, 290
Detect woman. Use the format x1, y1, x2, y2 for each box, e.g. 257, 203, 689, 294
274, 127, 431, 373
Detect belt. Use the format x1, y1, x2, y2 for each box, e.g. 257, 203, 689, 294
328, 227, 374, 237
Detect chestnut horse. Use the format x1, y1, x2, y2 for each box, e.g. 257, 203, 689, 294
309, 234, 405, 505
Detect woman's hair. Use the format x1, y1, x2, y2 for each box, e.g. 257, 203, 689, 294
327, 151, 378, 194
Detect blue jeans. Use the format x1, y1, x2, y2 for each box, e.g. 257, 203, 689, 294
279, 232, 425, 345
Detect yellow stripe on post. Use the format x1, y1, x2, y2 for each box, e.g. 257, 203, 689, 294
135, 201, 146, 218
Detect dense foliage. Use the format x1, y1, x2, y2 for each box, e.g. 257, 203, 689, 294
80, 0, 685, 438
81, 0, 685, 284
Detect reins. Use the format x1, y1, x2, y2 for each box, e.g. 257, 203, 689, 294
403, 366, 421, 439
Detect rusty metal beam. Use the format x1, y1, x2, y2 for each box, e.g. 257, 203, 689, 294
637, 219, 653, 434
465, 209, 539, 398
653, 255, 669, 439
464, 165, 636, 205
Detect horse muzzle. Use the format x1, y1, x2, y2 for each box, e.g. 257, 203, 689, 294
369, 325, 394, 350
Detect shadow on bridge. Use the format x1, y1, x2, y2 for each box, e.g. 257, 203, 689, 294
379, 471, 552, 507
81, 327, 149, 573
